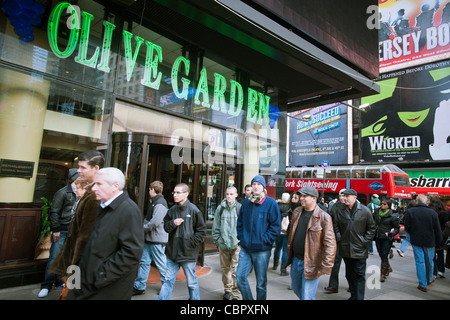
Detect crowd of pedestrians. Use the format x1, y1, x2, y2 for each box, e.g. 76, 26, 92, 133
38, 151, 449, 300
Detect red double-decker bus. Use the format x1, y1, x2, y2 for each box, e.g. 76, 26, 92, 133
286, 164, 411, 205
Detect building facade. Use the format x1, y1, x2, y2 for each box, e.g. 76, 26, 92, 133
0, 0, 378, 286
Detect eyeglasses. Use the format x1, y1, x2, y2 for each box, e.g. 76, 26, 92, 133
172, 191, 187, 195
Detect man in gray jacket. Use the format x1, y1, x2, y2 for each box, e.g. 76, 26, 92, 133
212, 186, 241, 300
133, 181, 169, 295
332, 189, 376, 300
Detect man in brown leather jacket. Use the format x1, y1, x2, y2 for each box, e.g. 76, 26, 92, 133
285, 186, 336, 300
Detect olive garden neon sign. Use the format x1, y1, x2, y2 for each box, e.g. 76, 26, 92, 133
47, 2, 271, 125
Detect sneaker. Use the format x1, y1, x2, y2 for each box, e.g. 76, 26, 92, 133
223, 292, 232, 300
438, 272, 446, 279
389, 249, 394, 259
38, 288, 49, 298
132, 287, 145, 296
397, 249, 404, 257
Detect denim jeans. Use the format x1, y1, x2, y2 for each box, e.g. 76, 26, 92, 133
41, 231, 67, 290
273, 234, 288, 267
343, 257, 367, 300
158, 259, 199, 300
134, 243, 168, 291
399, 232, 410, 252
290, 257, 320, 300
375, 238, 392, 263
412, 245, 435, 287
236, 248, 271, 300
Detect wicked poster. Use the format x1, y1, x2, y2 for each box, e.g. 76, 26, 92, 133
360, 59, 450, 163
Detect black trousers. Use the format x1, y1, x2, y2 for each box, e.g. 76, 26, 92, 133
343, 257, 367, 300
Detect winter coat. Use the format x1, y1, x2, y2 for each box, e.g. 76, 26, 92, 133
143, 194, 168, 244
164, 199, 207, 262
367, 198, 381, 214
285, 205, 336, 279
212, 199, 241, 251
332, 201, 376, 259
49, 184, 77, 232
373, 208, 400, 240
237, 196, 281, 252
49, 186, 99, 276
404, 203, 443, 248
67, 192, 144, 300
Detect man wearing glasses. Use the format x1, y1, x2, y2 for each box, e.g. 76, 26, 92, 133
332, 189, 376, 300
158, 183, 206, 300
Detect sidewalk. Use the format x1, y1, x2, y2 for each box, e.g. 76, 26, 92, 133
0, 242, 449, 300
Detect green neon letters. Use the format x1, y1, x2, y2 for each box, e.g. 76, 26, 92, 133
47, 2, 272, 123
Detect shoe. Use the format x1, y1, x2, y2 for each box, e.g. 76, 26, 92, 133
223, 292, 232, 300
417, 285, 427, 292
132, 287, 145, 296
272, 261, 279, 270
280, 267, 289, 276
397, 249, 404, 257
389, 249, 394, 259
428, 277, 436, 285
324, 286, 338, 293
38, 288, 49, 298
438, 272, 445, 279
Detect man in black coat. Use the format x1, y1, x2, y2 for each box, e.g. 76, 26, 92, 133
66, 167, 144, 300
158, 183, 206, 300
404, 194, 442, 292
332, 189, 376, 300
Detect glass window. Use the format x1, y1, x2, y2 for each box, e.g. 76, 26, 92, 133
337, 169, 350, 178
303, 169, 312, 178
394, 175, 410, 187
0, 65, 112, 203
0, 0, 118, 91
351, 168, 365, 179
326, 169, 337, 178
366, 168, 381, 179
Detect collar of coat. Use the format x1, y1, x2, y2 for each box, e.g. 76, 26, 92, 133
100, 191, 129, 210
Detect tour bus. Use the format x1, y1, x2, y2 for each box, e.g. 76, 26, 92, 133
285, 164, 412, 205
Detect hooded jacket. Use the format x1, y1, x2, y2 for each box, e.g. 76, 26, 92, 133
49, 184, 77, 232
212, 199, 241, 251
143, 194, 168, 244
164, 199, 207, 262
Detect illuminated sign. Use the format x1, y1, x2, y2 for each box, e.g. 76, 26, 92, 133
47, 2, 271, 125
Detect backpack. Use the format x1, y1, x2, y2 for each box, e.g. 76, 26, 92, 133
217, 201, 241, 219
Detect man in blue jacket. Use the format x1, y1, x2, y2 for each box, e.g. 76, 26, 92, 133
236, 175, 281, 300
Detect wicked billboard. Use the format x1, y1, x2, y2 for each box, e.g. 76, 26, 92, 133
360, 59, 450, 163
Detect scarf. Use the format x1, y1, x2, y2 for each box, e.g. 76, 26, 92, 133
379, 208, 389, 218
249, 191, 266, 204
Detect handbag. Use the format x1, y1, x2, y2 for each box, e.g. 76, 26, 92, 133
281, 216, 289, 234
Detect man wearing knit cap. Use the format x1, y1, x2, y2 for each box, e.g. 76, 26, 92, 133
236, 175, 281, 300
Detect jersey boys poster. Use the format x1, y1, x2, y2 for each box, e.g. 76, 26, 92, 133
379, 0, 450, 73
361, 59, 450, 163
